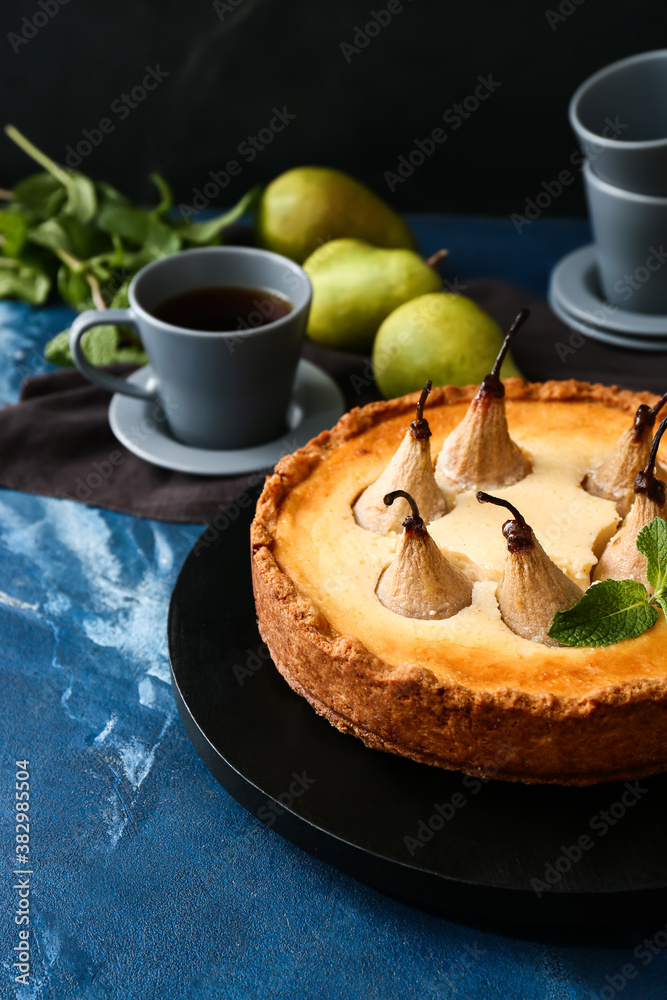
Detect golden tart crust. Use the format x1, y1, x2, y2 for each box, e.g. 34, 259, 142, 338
251, 379, 667, 786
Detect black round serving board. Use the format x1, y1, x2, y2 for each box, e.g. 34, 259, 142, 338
168, 486, 667, 929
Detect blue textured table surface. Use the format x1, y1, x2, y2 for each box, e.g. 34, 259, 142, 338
2, 215, 667, 1000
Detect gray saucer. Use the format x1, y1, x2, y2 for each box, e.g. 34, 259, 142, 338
109, 359, 346, 475
549, 291, 667, 352
549, 244, 667, 337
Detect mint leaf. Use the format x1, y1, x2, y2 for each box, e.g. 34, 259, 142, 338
114, 344, 147, 365
149, 172, 173, 218
28, 218, 73, 254
144, 217, 181, 256
45, 323, 147, 368
62, 171, 97, 225
12, 171, 62, 213
78, 324, 118, 365
0, 264, 50, 304
0, 209, 26, 256
548, 579, 658, 647
44, 325, 117, 367
44, 329, 73, 366
637, 516, 667, 595
178, 185, 261, 243
97, 204, 148, 245
95, 180, 131, 209
56, 264, 91, 309
654, 592, 667, 619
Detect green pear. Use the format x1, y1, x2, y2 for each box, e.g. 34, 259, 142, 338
303, 239, 443, 353
373, 293, 522, 399
256, 167, 415, 263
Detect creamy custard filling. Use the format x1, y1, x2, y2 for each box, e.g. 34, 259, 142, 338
273, 400, 667, 697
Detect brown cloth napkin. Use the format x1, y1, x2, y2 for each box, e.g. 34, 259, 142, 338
0, 279, 665, 523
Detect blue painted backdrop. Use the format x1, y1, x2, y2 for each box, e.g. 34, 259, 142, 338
2, 216, 667, 1000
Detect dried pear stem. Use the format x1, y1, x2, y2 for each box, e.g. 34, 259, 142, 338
410, 380, 432, 440
476, 491, 533, 552
633, 391, 667, 442
649, 392, 667, 420
384, 489, 425, 534
634, 414, 667, 505
480, 308, 530, 399
425, 249, 449, 268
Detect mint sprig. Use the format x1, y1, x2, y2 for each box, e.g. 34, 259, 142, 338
548, 516, 667, 647
1, 126, 262, 366
549, 579, 658, 647
637, 517, 667, 610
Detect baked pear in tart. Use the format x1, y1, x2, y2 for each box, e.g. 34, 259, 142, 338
251, 378, 667, 786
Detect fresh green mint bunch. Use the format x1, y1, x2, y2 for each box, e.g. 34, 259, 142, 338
0, 126, 260, 365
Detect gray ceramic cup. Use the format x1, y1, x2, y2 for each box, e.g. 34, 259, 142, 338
583, 159, 667, 314
69, 246, 312, 449
570, 49, 667, 197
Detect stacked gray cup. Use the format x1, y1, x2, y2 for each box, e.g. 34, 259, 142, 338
569, 50, 667, 315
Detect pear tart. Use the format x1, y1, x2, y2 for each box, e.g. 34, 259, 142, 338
251, 379, 667, 786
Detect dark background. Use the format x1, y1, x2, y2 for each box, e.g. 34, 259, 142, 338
1, 0, 665, 216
